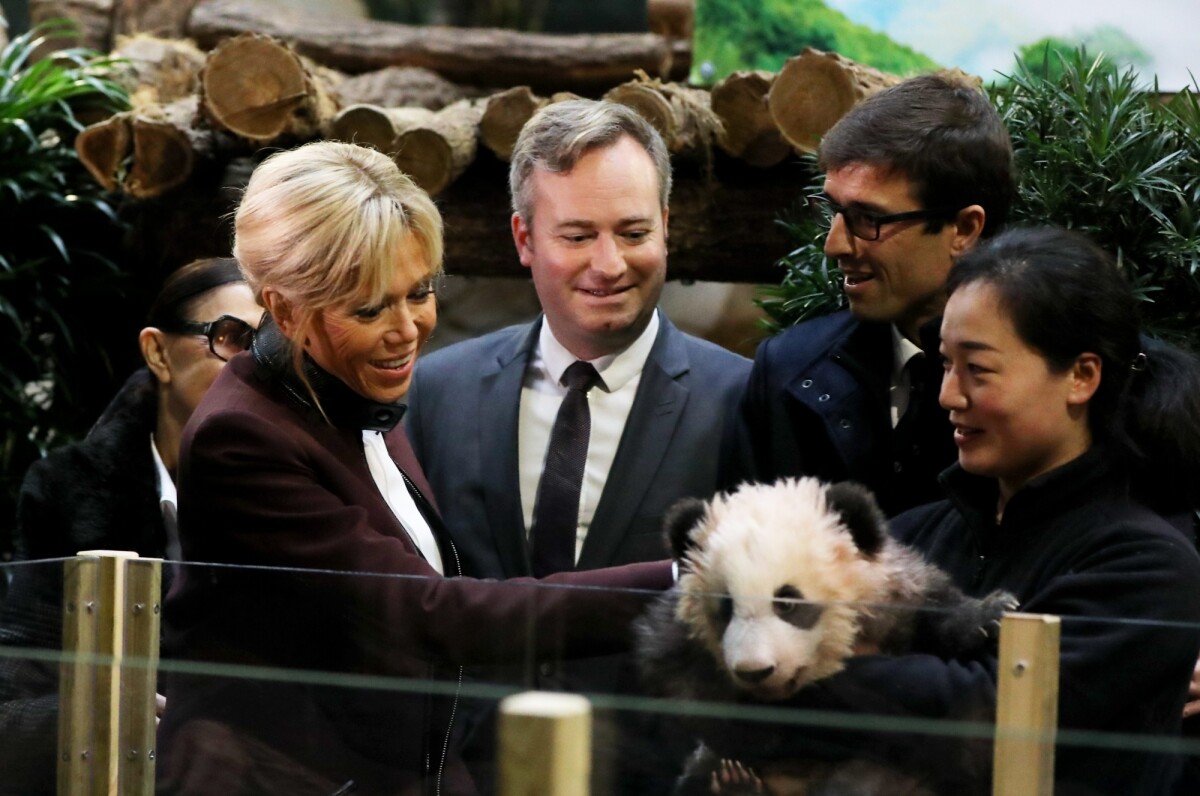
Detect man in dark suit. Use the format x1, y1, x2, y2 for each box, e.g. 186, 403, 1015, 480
404, 99, 749, 792
723, 72, 1016, 517
406, 99, 749, 577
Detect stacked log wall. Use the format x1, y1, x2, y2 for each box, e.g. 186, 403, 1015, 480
49, 0, 966, 284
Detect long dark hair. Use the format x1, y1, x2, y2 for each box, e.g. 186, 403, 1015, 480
947, 226, 1200, 513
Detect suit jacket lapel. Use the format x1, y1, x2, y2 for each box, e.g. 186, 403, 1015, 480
480, 320, 540, 576
578, 315, 688, 569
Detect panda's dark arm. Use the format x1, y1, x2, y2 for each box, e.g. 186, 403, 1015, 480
697, 653, 999, 793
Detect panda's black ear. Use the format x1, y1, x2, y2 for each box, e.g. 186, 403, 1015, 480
825, 481, 888, 558
662, 497, 708, 562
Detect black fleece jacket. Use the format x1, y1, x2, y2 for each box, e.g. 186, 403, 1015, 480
890, 447, 1200, 795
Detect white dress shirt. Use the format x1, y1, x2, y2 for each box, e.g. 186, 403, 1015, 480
150, 435, 182, 562
518, 312, 661, 564
889, 324, 926, 428
362, 430, 444, 574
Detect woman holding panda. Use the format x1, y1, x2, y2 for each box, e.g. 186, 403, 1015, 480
879, 225, 1200, 795
724, 226, 1200, 796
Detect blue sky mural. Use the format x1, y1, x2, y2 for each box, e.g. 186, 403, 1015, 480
827, 0, 1196, 89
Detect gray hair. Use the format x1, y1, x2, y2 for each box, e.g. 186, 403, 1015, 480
508, 99, 672, 224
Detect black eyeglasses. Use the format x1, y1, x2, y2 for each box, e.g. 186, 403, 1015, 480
809, 194, 958, 242
164, 315, 256, 362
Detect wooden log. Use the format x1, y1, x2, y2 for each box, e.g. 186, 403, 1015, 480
30, 0, 114, 52
711, 70, 791, 168
112, 0, 201, 39
187, 0, 673, 94
327, 101, 479, 195
198, 32, 339, 144
479, 86, 546, 163
77, 112, 132, 192
393, 100, 483, 196
126, 96, 211, 198
334, 65, 474, 111
767, 47, 901, 154
604, 72, 720, 159
327, 104, 434, 156
113, 34, 206, 108
77, 97, 214, 198
648, 0, 693, 40
648, 0, 694, 82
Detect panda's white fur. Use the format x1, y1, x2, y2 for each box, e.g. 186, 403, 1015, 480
676, 477, 896, 699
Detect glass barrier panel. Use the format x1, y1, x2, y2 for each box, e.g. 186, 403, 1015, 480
7, 556, 1200, 796
1, 556, 103, 796
155, 560, 665, 796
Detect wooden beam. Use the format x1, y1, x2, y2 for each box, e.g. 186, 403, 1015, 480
58, 552, 162, 796
993, 613, 1061, 796
58, 556, 102, 796
117, 558, 162, 795
59, 551, 139, 796
498, 691, 592, 796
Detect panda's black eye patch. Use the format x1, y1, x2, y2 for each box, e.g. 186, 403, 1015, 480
709, 594, 734, 629
774, 585, 822, 629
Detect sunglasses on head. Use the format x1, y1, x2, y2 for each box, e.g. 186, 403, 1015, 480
163, 315, 256, 362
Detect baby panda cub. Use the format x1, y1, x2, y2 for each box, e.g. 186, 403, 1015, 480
635, 477, 1018, 795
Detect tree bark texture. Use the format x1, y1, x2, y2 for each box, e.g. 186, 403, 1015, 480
186, 0, 673, 94
113, 34, 207, 108
333, 66, 476, 111
77, 96, 214, 198
711, 70, 791, 168
768, 47, 901, 154
479, 86, 546, 162
112, 0, 201, 39
604, 73, 720, 160
198, 32, 339, 143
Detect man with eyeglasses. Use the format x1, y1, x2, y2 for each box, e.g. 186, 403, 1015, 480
723, 72, 1015, 516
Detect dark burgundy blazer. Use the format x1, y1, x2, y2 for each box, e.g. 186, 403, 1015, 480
157, 329, 672, 796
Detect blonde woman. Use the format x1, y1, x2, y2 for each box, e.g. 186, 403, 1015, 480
156, 141, 672, 796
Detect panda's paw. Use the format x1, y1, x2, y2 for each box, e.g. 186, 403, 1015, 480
980, 590, 1021, 632
965, 590, 1021, 644
710, 758, 765, 795
930, 589, 1020, 656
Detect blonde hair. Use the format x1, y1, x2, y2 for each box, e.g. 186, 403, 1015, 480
233, 141, 443, 384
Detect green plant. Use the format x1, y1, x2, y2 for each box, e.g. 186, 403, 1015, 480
761, 47, 1200, 349
755, 157, 843, 335
0, 20, 130, 555
994, 48, 1200, 346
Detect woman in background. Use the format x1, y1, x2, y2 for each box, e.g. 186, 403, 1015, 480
0, 257, 260, 795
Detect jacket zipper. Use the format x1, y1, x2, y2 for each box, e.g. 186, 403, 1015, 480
399, 467, 464, 796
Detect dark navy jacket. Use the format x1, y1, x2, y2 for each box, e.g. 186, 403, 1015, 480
722, 311, 955, 516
